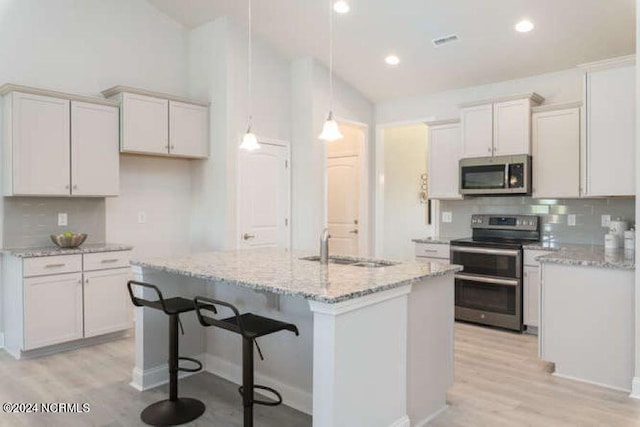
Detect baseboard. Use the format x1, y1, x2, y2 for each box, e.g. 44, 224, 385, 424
412, 404, 449, 427
204, 353, 312, 416
130, 353, 205, 392
630, 377, 640, 399
389, 415, 410, 427
15, 330, 130, 360
552, 372, 631, 393
0, 332, 4, 349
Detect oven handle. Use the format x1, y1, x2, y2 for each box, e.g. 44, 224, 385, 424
450, 246, 520, 257
455, 273, 519, 287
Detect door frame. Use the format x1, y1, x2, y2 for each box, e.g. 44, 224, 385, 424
374, 117, 438, 258
332, 118, 371, 257
236, 136, 291, 251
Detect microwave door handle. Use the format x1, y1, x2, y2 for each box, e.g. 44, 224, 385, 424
504, 163, 509, 189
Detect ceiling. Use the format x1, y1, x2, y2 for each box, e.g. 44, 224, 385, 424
147, 0, 636, 103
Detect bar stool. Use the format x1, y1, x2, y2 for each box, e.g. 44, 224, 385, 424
193, 296, 299, 427
127, 280, 209, 426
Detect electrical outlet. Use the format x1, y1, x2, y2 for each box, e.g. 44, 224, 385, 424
137, 211, 147, 224
601, 214, 611, 228
442, 211, 453, 223
567, 214, 576, 227
58, 213, 68, 227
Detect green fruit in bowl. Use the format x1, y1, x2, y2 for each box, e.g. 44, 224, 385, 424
64, 231, 74, 238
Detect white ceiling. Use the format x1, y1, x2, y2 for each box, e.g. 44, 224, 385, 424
147, 0, 636, 103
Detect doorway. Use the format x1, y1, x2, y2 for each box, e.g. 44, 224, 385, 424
237, 140, 291, 250
326, 123, 367, 257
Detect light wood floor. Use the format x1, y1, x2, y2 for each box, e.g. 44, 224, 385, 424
1, 323, 639, 426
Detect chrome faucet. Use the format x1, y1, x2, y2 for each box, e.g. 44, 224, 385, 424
320, 228, 331, 264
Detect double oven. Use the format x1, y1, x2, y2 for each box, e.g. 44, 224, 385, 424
450, 215, 540, 331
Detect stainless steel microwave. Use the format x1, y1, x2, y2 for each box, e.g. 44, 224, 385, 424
459, 154, 531, 196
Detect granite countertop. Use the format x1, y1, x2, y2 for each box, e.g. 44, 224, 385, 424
536, 245, 635, 270
412, 237, 454, 245
524, 242, 563, 251
3, 243, 134, 258
131, 249, 463, 304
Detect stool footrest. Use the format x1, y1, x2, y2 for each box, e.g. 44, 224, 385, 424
238, 385, 283, 407
178, 357, 203, 373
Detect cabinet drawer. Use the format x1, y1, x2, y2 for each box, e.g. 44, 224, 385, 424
23, 255, 82, 277
416, 256, 449, 265
415, 243, 450, 260
83, 251, 131, 271
524, 250, 553, 267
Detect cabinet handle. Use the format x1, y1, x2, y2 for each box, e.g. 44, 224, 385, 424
45, 263, 66, 268
487, 147, 491, 153
85, 278, 89, 284
422, 249, 438, 253
170, 145, 175, 149
101, 259, 119, 263
73, 185, 78, 190
65, 185, 70, 190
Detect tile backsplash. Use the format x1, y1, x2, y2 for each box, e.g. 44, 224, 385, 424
440, 197, 636, 245
3, 197, 106, 248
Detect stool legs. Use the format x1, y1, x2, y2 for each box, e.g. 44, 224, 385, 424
140, 314, 206, 426
242, 337, 254, 427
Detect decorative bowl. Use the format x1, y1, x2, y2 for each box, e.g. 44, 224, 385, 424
50, 233, 87, 249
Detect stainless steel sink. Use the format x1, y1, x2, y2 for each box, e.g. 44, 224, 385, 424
300, 256, 399, 268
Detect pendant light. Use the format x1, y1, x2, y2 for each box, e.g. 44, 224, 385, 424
239, 0, 260, 151
318, 0, 344, 142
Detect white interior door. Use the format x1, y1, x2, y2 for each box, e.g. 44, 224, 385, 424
238, 143, 290, 249
328, 156, 359, 256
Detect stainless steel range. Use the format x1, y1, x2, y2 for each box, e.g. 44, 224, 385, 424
450, 214, 540, 331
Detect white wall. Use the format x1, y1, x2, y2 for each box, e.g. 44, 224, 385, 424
187, 17, 292, 252
291, 58, 375, 251
634, 0, 640, 399
381, 125, 431, 260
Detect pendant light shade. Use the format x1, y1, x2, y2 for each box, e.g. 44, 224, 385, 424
318, 112, 343, 142
240, 125, 260, 151
240, 0, 259, 151
319, 0, 343, 142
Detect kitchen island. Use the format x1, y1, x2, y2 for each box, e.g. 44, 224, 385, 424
130, 249, 462, 427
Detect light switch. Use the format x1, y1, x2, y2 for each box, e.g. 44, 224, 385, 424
601, 215, 611, 228
58, 213, 68, 227
137, 211, 147, 224
567, 214, 576, 226
442, 212, 453, 223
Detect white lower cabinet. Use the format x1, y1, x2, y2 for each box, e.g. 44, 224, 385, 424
24, 272, 83, 350
84, 268, 132, 338
523, 266, 540, 329
415, 243, 450, 264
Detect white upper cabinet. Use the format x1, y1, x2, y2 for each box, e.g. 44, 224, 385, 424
461, 104, 493, 158
493, 99, 532, 156
71, 101, 119, 196
583, 60, 635, 197
5, 92, 71, 196
121, 93, 169, 156
532, 105, 581, 199
460, 94, 543, 159
428, 121, 463, 199
169, 101, 209, 158
103, 86, 209, 159
1, 85, 120, 197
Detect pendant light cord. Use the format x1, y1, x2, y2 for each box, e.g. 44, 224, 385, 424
328, 0, 334, 113
248, 0, 253, 127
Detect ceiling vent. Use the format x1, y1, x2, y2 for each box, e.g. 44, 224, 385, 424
432, 34, 459, 47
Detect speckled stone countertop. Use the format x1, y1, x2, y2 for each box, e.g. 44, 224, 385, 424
536, 245, 635, 270
131, 249, 463, 304
412, 237, 454, 245
3, 243, 133, 258
524, 242, 563, 251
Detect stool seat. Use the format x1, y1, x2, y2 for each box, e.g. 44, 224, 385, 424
144, 297, 202, 315
215, 313, 299, 338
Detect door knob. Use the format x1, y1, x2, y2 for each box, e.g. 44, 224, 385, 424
349, 229, 359, 234
243, 233, 256, 240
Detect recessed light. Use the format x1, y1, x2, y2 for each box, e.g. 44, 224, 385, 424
515, 20, 534, 33
333, 1, 350, 14
385, 55, 400, 66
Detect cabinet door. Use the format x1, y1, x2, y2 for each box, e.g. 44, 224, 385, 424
71, 102, 119, 196
532, 108, 580, 198
429, 124, 462, 199
585, 66, 636, 196
493, 99, 531, 156
121, 93, 169, 155
24, 272, 83, 350
84, 268, 133, 338
461, 104, 493, 158
524, 266, 540, 328
10, 92, 70, 196
169, 101, 209, 158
